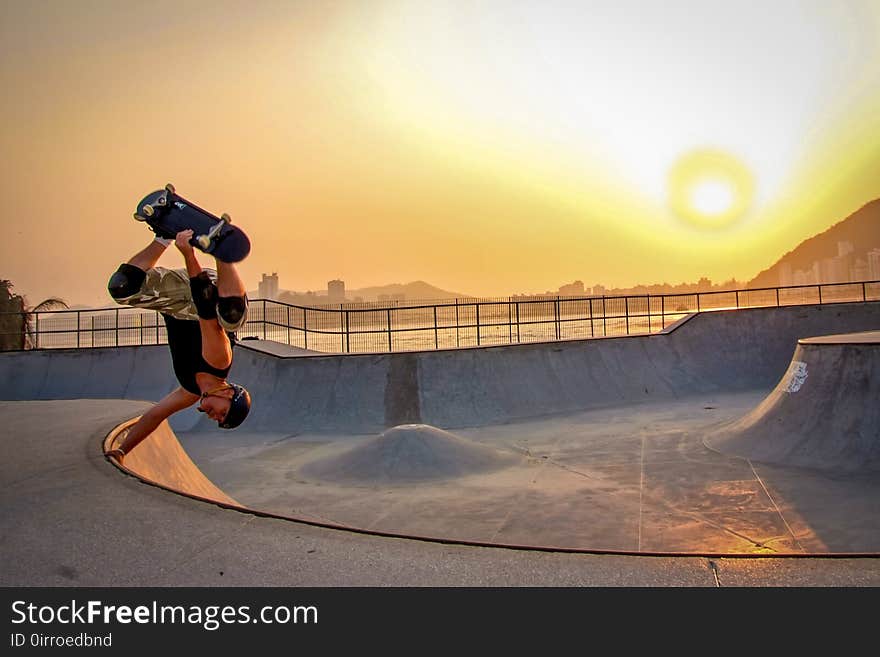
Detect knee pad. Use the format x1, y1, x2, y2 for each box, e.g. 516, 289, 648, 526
217, 295, 248, 331
107, 264, 147, 300
189, 272, 218, 319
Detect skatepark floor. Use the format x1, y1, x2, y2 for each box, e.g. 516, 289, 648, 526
3, 399, 880, 587
182, 391, 880, 556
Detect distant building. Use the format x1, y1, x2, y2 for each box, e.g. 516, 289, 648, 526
838, 241, 854, 258
793, 268, 816, 286
868, 249, 880, 280
592, 284, 606, 296
258, 273, 279, 300
779, 262, 793, 287
328, 280, 346, 304
558, 280, 585, 296
850, 259, 869, 283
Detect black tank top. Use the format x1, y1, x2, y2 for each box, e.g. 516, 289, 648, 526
162, 314, 232, 395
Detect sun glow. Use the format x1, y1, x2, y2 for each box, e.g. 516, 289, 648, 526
668, 149, 755, 230
690, 180, 735, 217
362, 1, 868, 220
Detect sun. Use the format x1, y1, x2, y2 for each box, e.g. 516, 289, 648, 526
668, 149, 754, 229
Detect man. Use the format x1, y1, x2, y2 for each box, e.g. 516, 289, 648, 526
105, 229, 251, 462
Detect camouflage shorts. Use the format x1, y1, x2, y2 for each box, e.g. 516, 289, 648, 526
113, 266, 247, 331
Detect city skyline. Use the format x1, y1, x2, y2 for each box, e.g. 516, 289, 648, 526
2, 2, 880, 307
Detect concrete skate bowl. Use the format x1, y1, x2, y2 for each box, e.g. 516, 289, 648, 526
4, 301, 880, 556
706, 332, 880, 471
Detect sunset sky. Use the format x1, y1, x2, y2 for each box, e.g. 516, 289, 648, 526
2, 0, 879, 306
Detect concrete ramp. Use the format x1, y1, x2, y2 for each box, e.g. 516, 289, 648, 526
4, 302, 880, 435
216, 302, 880, 433
706, 332, 880, 471
104, 416, 239, 506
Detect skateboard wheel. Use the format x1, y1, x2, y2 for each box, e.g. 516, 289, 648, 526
143, 204, 154, 217
221, 213, 231, 223
165, 183, 175, 193
197, 235, 211, 249
133, 213, 146, 222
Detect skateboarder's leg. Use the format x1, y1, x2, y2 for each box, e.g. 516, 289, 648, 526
215, 260, 249, 331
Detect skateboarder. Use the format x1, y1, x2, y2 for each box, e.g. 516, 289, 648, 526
105, 229, 251, 462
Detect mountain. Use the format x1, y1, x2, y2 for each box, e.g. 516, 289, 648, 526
747, 199, 880, 289
346, 281, 467, 302
254, 280, 469, 305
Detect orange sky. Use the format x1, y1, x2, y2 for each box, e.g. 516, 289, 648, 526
1, 0, 879, 306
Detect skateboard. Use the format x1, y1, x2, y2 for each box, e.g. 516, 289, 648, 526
134, 184, 251, 263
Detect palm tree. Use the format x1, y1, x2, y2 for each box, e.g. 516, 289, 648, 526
0, 280, 68, 350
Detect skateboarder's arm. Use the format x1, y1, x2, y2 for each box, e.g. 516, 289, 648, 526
177, 234, 204, 279
115, 387, 200, 456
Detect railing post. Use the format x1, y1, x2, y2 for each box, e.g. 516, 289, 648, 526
263, 300, 267, 339
863, 282, 867, 302
554, 296, 560, 340
35, 312, 40, 349
818, 285, 823, 305
115, 308, 119, 347
624, 296, 630, 334
387, 309, 392, 353
589, 298, 594, 337
646, 295, 651, 333
455, 299, 460, 348
345, 310, 350, 353
434, 306, 439, 349
287, 306, 291, 345
661, 295, 665, 330
696, 293, 701, 313
476, 303, 481, 346
516, 301, 521, 342
303, 308, 308, 351
735, 290, 740, 308
508, 300, 512, 345
776, 287, 780, 306
602, 296, 607, 336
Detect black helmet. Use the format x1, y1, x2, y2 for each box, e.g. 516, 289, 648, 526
219, 384, 251, 429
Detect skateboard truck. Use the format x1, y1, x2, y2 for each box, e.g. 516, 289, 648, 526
196, 213, 232, 250
136, 184, 174, 220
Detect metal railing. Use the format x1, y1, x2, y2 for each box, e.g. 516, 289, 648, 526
2, 280, 879, 353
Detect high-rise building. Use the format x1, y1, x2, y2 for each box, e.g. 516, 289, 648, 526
259, 273, 279, 300
779, 262, 793, 287
867, 249, 880, 280
850, 259, 869, 283
328, 279, 346, 304
838, 241, 854, 258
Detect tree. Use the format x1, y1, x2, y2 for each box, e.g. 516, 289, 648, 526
0, 280, 68, 350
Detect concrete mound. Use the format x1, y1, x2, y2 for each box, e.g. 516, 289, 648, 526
300, 424, 519, 483
706, 332, 880, 472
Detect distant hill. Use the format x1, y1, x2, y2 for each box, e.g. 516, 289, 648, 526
748, 199, 880, 288
253, 280, 468, 305
346, 281, 467, 302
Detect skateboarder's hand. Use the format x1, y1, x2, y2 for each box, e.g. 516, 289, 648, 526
175, 230, 195, 255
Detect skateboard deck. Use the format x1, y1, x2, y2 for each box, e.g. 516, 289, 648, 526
134, 184, 251, 263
